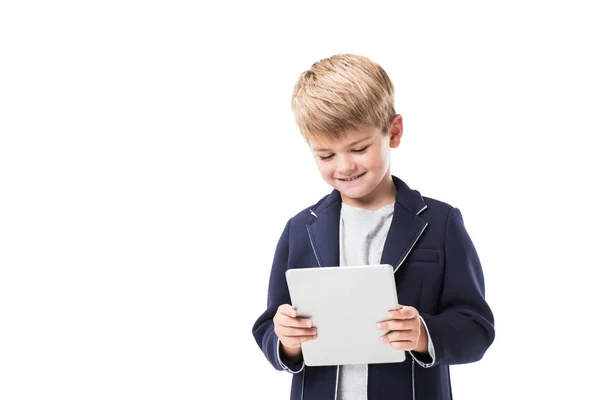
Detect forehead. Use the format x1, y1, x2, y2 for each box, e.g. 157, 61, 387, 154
308, 125, 383, 151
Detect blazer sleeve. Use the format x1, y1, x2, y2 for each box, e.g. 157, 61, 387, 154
251, 219, 305, 373
419, 207, 495, 366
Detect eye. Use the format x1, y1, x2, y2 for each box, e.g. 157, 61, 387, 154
352, 145, 369, 153
319, 154, 334, 161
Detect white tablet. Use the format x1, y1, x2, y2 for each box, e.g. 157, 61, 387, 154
285, 264, 406, 367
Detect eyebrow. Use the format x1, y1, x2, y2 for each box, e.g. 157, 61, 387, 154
312, 136, 371, 152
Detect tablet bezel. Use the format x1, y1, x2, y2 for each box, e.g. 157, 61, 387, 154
285, 264, 406, 366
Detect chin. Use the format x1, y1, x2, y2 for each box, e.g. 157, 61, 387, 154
339, 187, 372, 200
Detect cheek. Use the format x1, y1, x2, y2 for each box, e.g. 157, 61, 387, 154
366, 149, 386, 169
375, 147, 390, 169
316, 161, 334, 178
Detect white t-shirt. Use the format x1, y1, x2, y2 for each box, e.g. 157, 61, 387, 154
338, 202, 395, 400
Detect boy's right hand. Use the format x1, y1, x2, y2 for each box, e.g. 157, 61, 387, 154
273, 304, 318, 359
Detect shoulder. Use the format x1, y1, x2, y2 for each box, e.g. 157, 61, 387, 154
272, 192, 337, 247
420, 195, 473, 239
287, 190, 338, 226
392, 176, 455, 220
422, 196, 454, 216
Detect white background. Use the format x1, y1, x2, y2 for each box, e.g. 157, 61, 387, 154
1, 1, 599, 399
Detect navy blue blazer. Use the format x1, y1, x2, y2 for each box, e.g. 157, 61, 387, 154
252, 176, 495, 400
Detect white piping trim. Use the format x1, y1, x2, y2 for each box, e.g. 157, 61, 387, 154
307, 226, 323, 268
334, 365, 340, 400
393, 222, 429, 273
416, 203, 428, 215
365, 364, 369, 400
409, 317, 436, 368
276, 337, 304, 374
301, 369, 305, 400
411, 358, 416, 400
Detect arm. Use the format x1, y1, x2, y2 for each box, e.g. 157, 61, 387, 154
251, 220, 306, 373
419, 207, 495, 367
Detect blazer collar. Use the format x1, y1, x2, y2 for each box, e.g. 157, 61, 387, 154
306, 176, 428, 271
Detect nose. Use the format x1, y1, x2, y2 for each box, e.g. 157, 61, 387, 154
337, 154, 356, 174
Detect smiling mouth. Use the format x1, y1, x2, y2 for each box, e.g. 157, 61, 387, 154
337, 172, 366, 182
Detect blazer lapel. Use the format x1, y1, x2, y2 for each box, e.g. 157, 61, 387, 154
306, 192, 341, 268
381, 176, 429, 272
305, 176, 428, 272
380, 203, 428, 272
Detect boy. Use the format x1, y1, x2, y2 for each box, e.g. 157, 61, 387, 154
252, 54, 495, 400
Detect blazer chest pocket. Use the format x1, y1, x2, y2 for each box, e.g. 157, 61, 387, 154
397, 249, 442, 311
404, 248, 440, 265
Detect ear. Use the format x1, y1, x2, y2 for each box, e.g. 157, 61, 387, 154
388, 114, 403, 148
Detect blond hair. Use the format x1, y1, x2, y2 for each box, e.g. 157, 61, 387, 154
291, 54, 396, 141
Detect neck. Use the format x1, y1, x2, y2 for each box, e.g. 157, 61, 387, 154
341, 174, 397, 211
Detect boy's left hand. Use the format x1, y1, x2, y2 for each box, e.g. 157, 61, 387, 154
376, 305, 428, 353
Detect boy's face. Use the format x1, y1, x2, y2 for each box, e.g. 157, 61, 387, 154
308, 116, 403, 209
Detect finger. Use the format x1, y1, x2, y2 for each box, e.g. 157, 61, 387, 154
381, 330, 417, 344
389, 341, 415, 351
398, 306, 418, 319
377, 319, 417, 331
274, 314, 313, 328
388, 306, 418, 320
277, 304, 298, 318
275, 305, 314, 327
280, 334, 319, 347
276, 325, 318, 337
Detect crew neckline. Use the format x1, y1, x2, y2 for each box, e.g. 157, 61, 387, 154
341, 202, 395, 215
